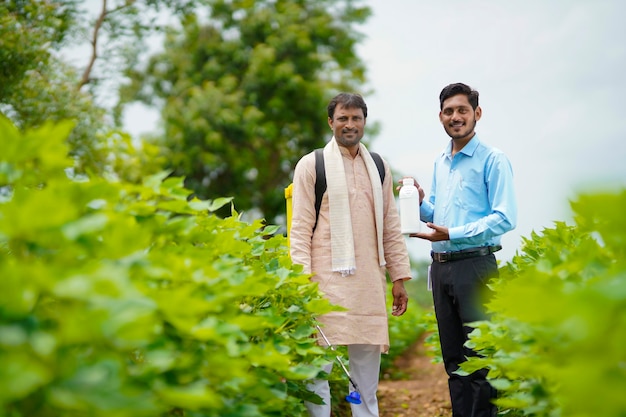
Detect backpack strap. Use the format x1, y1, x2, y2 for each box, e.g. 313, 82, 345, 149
370, 151, 385, 184
312, 149, 385, 232
313, 149, 326, 232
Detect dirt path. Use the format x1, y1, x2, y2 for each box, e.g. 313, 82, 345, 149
378, 334, 452, 417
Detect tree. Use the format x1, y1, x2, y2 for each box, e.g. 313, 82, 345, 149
0, 0, 77, 99
0, 0, 109, 174
0, 0, 196, 177
119, 0, 372, 224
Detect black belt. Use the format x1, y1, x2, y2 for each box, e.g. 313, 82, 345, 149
431, 245, 502, 263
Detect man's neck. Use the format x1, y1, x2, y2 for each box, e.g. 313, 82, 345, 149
451, 133, 475, 156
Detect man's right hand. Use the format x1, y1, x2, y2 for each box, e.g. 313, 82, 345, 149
396, 177, 425, 204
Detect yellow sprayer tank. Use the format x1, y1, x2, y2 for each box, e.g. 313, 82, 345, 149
284, 183, 293, 246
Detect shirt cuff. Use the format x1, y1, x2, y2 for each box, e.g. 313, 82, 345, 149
419, 202, 433, 221
448, 226, 464, 241
391, 275, 411, 282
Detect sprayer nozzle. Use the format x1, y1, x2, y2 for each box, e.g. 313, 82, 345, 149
346, 391, 362, 404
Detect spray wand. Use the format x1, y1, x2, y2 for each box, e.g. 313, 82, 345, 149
315, 325, 362, 404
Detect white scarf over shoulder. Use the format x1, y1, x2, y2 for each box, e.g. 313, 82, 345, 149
323, 137, 386, 276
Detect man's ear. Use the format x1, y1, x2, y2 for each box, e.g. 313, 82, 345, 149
328, 117, 333, 129
475, 106, 482, 121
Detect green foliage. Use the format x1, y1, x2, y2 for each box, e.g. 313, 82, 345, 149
381, 278, 428, 375
2, 0, 375, 225
0, 0, 77, 98
461, 190, 626, 417
120, 0, 372, 225
420, 311, 442, 364
0, 0, 111, 174
401, 260, 442, 366
0, 0, 202, 178
0, 116, 340, 416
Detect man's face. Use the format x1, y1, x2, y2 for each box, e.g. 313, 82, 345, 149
328, 104, 366, 148
439, 94, 481, 142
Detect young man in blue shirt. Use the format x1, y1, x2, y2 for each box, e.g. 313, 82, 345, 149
410, 82, 517, 417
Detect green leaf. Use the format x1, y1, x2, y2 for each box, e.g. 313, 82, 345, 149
208, 197, 234, 212
0, 350, 52, 403
155, 381, 222, 410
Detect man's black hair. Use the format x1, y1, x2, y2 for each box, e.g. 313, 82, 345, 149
439, 83, 479, 110
327, 93, 368, 119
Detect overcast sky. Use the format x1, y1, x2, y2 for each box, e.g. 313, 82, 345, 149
355, 0, 626, 262
120, 0, 626, 263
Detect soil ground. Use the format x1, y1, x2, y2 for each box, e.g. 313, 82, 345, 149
377, 334, 452, 417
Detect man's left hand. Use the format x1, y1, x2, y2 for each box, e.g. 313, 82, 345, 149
409, 222, 449, 242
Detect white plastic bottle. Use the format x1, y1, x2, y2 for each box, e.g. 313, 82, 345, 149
399, 178, 421, 234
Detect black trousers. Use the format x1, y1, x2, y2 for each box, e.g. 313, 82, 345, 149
431, 254, 498, 417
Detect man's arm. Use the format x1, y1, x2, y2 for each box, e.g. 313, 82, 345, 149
289, 153, 317, 273
380, 160, 412, 316
448, 152, 517, 241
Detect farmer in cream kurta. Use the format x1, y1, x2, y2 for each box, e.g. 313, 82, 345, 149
290, 93, 412, 417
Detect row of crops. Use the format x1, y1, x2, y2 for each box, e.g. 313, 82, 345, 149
456, 191, 626, 416
1, 117, 624, 416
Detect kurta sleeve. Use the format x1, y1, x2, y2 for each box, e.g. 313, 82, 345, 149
380, 160, 412, 282
289, 152, 317, 274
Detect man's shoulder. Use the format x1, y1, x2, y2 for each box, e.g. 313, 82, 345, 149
295, 150, 317, 167
473, 142, 514, 175
475, 139, 509, 160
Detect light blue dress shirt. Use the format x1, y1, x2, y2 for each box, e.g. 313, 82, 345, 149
420, 135, 517, 253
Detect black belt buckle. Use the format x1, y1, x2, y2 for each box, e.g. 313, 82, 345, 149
431, 245, 502, 263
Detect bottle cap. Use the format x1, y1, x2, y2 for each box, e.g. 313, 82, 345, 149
402, 178, 414, 187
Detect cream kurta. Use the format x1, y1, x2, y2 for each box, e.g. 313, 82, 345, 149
290, 145, 411, 353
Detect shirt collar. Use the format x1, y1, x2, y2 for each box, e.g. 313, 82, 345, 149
335, 140, 361, 158
444, 134, 480, 158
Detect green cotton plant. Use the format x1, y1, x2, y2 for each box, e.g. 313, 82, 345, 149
381, 279, 426, 375
0, 115, 338, 417
460, 190, 626, 417
420, 310, 442, 363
